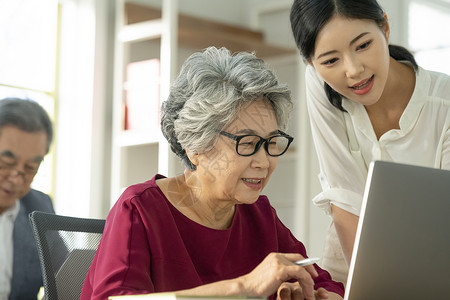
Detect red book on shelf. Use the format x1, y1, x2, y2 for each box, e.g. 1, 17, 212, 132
124, 59, 160, 132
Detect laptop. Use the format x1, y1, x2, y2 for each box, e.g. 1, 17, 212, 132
344, 160, 450, 300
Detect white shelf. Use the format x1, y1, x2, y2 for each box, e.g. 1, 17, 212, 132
118, 19, 163, 43
116, 131, 159, 147
110, 0, 179, 206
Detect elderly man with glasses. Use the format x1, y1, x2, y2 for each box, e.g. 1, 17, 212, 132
0, 98, 54, 300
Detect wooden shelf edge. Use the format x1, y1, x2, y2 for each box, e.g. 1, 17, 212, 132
122, 2, 296, 58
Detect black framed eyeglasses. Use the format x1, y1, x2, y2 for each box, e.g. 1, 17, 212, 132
220, 130, 294, 157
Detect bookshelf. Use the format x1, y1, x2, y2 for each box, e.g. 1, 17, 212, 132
110, 0, 297, 205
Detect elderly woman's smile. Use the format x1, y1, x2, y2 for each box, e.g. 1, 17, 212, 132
197, 100, 279, 203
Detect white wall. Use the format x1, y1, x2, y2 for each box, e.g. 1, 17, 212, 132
378, 0, 408, 46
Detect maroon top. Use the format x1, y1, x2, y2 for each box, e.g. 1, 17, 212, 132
81, 175, 344, 299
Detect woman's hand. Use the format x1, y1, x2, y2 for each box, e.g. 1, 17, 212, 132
238, 252, 318, 299
277, 283, 331, 300
176, 252, 342, 299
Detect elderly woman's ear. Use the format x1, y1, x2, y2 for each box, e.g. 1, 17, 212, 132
186, 149, 199, 167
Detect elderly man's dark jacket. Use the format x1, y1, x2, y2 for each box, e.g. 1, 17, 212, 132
9, 189, 54, 300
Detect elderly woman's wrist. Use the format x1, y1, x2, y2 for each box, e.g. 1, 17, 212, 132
231, 276, 251, 297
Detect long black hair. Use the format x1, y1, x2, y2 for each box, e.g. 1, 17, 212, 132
290, 0, 418, 111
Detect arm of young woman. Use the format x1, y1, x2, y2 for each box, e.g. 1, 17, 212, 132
331, 205, 359, 264
304, 66, 368, 263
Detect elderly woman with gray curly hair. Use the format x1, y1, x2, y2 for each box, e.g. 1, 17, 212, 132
81, 47, 344, 300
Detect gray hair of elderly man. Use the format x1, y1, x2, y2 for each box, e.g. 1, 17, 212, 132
161, 46, 293, 171
0, 97, 53, 154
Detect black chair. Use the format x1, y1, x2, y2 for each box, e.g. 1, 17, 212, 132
29, 211, 105, 300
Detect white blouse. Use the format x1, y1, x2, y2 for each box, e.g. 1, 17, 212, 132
306, 64, 450, 216
305, 64, 450, 283
0, 201, 20, 300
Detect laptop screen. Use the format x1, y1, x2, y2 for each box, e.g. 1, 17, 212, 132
345, 161, 450, 300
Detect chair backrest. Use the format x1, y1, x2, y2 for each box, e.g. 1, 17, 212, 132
29, 211, 105, 300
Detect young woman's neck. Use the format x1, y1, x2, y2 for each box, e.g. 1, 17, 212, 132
381, 57, 416, 108
365, 57, 416, 139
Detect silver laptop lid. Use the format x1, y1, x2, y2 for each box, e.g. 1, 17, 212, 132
345, 161, 450, 300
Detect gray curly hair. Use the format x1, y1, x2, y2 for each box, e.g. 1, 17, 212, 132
161, 47, 293, 170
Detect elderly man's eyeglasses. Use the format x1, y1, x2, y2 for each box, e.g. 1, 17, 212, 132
0, 156, 41, 181
220, 130, 294, 157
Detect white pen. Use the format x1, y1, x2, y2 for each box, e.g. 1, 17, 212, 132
294, 257, 319, 266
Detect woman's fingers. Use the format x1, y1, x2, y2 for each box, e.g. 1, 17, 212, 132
304, 264, 319, 278
243, 252, 321, 298
277, 284, 292, 300
277, 282, 304, 300
314, 287, 330, 299
294, 269, 315, 299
